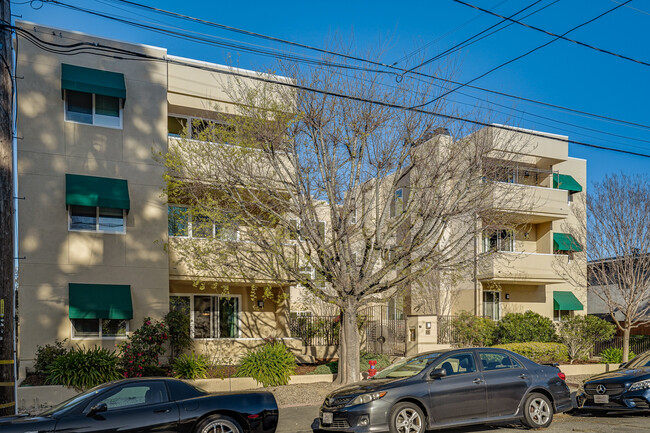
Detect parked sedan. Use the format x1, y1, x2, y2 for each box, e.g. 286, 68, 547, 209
577, 349, 650, 412
319, 348, 571, 432
0, 377, 278, 433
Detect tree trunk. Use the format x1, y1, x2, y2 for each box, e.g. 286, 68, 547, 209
337, 301, 360, 385
622, 326, 631, 363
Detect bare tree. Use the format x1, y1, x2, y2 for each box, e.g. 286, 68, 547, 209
556, 174, 650, 362
162, 55, 529, 384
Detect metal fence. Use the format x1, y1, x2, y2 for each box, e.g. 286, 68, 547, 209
288, 315, 340, 346
594, 336, 650, 356
437, 315, 459, 345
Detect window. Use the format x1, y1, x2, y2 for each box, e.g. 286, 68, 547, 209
434, 353, 477, 376
167, 115, 234, 142
318, 221, 326, 239
553, 309, 573, 322
288, 218, 303, 241
568, 193, 574, 205
71, 318, 128, 338
299, 264, 326, 287
483, 291, 500, 320
483, 229, 514, 252
479, 352, 521, 371
393, 188, 404, 216
69, 205, 125, 233
168, 206, 238, 240
89, 382, 168, 411
65, 90, 122, 128
349, 206, 357, 225
193, 295, 239, 339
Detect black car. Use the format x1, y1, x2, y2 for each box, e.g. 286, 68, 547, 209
577, 349, 650, 412
319, 348, 571, 432
0, 377, 278, 433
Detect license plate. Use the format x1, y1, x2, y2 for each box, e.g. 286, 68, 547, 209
322, 412, 333, 424
594, 394, 609, 404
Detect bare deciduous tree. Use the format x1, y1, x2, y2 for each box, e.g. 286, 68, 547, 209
556, 174, 650, 362
163, 56, 529, 384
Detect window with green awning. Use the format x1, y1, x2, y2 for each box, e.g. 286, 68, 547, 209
553, 291, 584, 311
61, 64, 126, 100
553, 233, 582, 252
553, 173, 582, 193
69, 283, 133, 320
66, 174, 130, 211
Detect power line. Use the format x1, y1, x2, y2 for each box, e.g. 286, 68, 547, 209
8, 23, 650, 159
452, 0, 650, 68
412, 0, 632, 109
37, 0, 650, 133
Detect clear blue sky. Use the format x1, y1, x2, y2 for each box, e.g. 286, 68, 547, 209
12, 0, 649, 186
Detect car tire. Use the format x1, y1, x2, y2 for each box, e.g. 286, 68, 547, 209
389, 402, 426, 433
194, 414, 243, 433
522, 392, 553, 429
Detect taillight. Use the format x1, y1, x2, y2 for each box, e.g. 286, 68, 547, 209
558, 372, 566, 381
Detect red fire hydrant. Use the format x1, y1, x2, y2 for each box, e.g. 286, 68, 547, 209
368, 360, 377, 378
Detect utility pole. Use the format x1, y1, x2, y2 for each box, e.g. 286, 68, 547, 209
0, 0, 15, 417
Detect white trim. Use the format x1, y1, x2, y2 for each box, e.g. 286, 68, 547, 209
70, 318, 130, 340
64, 91, 124, 130
490, 123, 568, 140
68, 206, 126, 235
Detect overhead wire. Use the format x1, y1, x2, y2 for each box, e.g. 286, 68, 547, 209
452, 0, 650, 68
33, 0, 650, 133
410, 0, 632, 108
6, 23, 650, 159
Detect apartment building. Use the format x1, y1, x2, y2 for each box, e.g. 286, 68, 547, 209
15, 21, 295, 376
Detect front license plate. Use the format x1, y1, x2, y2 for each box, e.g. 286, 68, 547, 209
322, 412, 333, 424
594, 394, 609, 404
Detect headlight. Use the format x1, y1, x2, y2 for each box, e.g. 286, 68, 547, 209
628, 379, 650, 392
349, 391, 387, 406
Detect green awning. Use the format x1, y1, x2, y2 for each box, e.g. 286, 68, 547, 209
66, 174, 130, 211
61, 64, 126, 99
553, 291, 584, 311
553, 173, 582, 193
553, 233, 582, 252
69, 284, 133, 319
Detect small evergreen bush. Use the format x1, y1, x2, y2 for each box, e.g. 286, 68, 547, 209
600, 347, 635, 364
496, 311, 557, 344
492, 342, 569, 363
34, 339, 68, 375
164, 309, 192, 361
557, 315, 615, 362
452, 311, 497, 347
312, 364, 336, 375
118, 317, 168, 378
172, 352, 208, 379
235, 342, 296, 387
46, 347, 121, 390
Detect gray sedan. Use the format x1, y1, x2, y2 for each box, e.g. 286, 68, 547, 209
319, 348, 571, 432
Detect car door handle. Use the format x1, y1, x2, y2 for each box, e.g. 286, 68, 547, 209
519, 374, 529, 379
473, 378, 484, 384
154, 407, 172, 414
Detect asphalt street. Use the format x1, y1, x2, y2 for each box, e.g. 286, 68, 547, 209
276, 405, 650, 433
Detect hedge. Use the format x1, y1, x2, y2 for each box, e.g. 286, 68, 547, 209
492, 342, 569, 364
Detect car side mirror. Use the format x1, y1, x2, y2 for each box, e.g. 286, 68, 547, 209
87, 402, 107, 417
430, 368, 447, 379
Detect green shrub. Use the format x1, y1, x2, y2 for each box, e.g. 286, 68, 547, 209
496, 311, 557, 344
34, 339, 68, 375
118, 317, 168, 378
492, 342, 569, 363
164, 309, 192, 361
46, 347, 122, 390
557, 315, 615, 362
172, 352, 208, 379
235, 342, 296, 387
452, 311, 497, 347
312, 364, 336, 375
600, 347, 635, 364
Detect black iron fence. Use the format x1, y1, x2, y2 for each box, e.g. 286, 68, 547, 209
594, 336, 650, 356
437, 315, 459, 345
288, 315, 340, 346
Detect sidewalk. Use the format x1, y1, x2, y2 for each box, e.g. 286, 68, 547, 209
277, 405, 321, 433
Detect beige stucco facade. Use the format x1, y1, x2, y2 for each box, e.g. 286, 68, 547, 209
15, 22, 294, 375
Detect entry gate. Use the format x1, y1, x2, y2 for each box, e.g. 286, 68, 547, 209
359, 305, 406, 356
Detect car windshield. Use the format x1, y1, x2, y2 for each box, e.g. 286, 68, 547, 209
38, 386, 104, 417
626, 351, 650, 368
373, 353, 442, 379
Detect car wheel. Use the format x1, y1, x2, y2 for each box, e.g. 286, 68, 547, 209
522, 393, 553, 429
389, 402, 426, 433
194, 414, 243, 433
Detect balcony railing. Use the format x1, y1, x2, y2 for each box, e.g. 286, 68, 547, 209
486, 165, 555, 188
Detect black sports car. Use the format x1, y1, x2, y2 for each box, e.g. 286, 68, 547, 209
319, 348, 571, 432
577, 349, 650, 412
0, 377, 278, 433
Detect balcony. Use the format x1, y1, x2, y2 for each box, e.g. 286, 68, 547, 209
478, 252, 566, 285
487, 181, 569, 224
